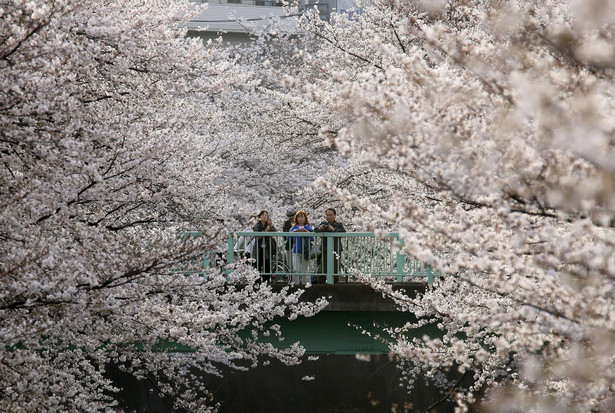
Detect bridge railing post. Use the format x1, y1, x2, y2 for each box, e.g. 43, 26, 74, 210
227, 236, 235, 265
396, 252, 405, 282
226, 236, 235, 283
395, 234, 405, 282
326, 233, 334, 284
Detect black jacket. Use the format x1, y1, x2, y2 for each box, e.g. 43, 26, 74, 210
253, 221, 277, 254
315, 220, 345, 251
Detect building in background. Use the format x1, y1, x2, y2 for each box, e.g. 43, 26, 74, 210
186, 0, 360, 42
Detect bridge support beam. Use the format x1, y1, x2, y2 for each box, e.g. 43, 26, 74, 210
281, 282, 427, 311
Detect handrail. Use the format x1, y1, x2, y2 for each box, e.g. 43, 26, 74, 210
228, 231, 438, 284
234, 231, 403, 237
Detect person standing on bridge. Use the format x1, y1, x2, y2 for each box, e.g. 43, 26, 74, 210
253, 210, 277, 282
282, 208, 296, 273
315, 208, 346, 283
289, 210, 314, 284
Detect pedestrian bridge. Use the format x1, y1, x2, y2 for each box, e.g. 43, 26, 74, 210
173, 232, 440, 354
224, 231, 438, 284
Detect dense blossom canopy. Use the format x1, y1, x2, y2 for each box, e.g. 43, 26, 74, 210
4, 0, 615, 410
286, 0, 615, 410
0, 1, 326, 411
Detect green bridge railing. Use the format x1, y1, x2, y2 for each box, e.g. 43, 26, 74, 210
227, 232, 438, 284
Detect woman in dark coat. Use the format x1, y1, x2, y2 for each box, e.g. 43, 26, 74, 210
253, 210, 277, 282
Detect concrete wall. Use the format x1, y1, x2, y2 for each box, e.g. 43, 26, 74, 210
278, 282, 427, 312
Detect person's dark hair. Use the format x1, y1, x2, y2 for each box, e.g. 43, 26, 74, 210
326, 208, 336, 216
258, 210, 268, 219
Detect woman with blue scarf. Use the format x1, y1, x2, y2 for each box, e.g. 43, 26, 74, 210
289, 210, 314, 284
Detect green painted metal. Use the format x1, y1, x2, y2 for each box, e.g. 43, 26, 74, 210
227, 237, 234, 264
177, 231, 439, 284
326, 234, 334, 284
229, 231, 439, 284
396, 251, 405, 282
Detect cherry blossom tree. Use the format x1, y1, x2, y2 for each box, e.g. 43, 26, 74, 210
197, 28, 349, 223
290, 0, 615, 411
0, 1, 326, 411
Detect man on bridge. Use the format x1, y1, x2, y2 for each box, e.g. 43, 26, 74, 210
315, 208, 346, 283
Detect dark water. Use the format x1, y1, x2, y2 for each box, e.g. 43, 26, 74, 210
110, 311, 464, 412
110, 354, 462, 412
203, 355, 459, 413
